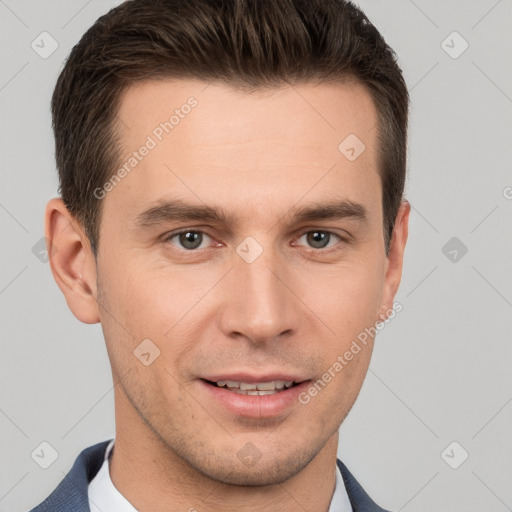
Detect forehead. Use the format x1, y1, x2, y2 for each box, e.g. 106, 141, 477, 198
108, 78, 381, 221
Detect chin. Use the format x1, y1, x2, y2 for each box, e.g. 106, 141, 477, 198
184, 443, 319, 487
200, 459, 304, 487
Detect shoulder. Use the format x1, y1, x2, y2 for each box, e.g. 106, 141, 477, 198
29, 439, 112, 512
337, 459, 392, 512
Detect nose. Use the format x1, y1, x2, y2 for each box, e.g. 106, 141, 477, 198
218, 243, 300, 345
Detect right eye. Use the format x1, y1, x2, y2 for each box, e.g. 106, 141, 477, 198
165, 230, 214, 251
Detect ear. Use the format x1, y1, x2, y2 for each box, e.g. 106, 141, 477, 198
45, 197, 100, 324
378, 199, 411, 321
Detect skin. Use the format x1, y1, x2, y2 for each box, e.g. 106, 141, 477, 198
46, 79, 410, 511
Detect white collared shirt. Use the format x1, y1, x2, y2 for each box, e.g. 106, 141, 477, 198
89, 439, 353, 511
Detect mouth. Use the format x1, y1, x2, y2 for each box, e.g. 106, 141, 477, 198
199, 375, 310, 418
203, 379, 300, 396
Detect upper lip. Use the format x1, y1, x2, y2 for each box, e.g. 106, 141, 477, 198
202, 372, 309, 383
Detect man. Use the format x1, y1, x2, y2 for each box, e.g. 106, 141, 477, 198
32, 0, 410, 510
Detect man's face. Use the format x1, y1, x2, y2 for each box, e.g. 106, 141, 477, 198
94, 79, 397, 485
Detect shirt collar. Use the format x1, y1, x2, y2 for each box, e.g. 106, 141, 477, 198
89, 439, 352, 511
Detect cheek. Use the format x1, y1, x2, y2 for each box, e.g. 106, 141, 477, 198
98, 251, 183, 332
303, 255, 385, 341
97, 259, 216, 377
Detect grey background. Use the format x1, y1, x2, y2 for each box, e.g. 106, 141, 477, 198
1, 1, 511, 511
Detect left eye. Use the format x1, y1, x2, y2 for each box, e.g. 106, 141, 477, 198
166, 230, 212, 250
296, 231, 341, 249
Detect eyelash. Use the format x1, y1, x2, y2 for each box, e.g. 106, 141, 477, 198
163, 229, 348, 253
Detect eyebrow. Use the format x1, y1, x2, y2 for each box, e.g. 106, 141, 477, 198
134, 198, 368, 228
291, 200, 367, 224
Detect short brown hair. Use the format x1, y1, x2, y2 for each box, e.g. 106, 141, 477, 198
52, 0, 409, 256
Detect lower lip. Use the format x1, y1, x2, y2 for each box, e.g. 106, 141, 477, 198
200, 380, 311, 419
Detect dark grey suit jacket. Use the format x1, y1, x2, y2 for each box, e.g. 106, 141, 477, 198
30, 440, 390, 511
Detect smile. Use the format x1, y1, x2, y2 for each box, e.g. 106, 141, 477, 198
211, 380, 296, 395
200, 377, 309, 418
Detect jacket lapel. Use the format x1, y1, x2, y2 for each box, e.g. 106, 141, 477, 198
337, 459, 390, 512
30, 440, 110, 511
31, 441, 390, 512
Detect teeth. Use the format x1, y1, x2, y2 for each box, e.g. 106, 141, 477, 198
257, 381, 281, 391
214, 380, 295, 394
240, 382, 257, 391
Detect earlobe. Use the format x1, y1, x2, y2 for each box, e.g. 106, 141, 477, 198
378, 199, 411, 321
45, 198, 100, 324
